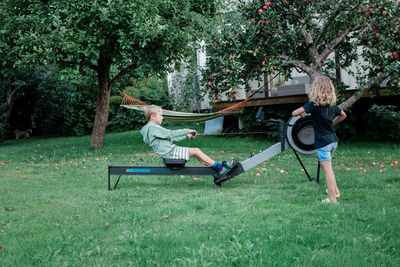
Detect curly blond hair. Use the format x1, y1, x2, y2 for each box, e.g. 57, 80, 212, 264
308, 76, 337, 106
144, 105, 162, 122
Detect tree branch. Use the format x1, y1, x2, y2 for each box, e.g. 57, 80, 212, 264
315, 3, 342, 46
300, 28, 317, 66
279, 55, 314, 75
109, 63, 141, 89
339, 70, 394, 111
287, 8, 302, 19
319, 24, 362, 63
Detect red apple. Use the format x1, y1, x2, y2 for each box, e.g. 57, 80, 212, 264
212, 73, 217, 77
393, 52, 399, 59
251, 18, 255, 22
258, 9, 263, 13
207, 81, 212, 86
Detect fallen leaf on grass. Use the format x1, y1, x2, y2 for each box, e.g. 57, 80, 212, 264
105, 222, 110, 228
4, 206, 15, 211
0, 246, 4, 250
162, 214, 168, 219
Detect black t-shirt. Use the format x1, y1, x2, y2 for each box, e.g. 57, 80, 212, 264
303, 101, 342, 149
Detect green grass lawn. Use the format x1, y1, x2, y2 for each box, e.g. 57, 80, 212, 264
0, 129, 399, 266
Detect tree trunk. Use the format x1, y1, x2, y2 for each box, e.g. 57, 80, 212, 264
309, 71, 323, 85
91, 62, 112, 150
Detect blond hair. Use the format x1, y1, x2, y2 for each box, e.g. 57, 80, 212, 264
308, 76, 337, 106
144, 105, 162, 122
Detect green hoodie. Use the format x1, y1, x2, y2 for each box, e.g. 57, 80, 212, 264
140, 122, 190, 158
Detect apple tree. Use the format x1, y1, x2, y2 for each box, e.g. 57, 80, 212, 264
0, 0, 220, 149
202, 0, 400, 110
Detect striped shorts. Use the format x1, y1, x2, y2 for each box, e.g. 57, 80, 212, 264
167, 146, 190, 160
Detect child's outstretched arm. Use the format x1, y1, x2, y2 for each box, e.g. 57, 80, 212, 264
333, 110, 347, 125
292, 107, 306, 117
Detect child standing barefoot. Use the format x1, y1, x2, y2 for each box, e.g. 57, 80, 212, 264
292, 76, 346, 203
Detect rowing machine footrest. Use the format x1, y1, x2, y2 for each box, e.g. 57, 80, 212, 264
163, 158, 187, 170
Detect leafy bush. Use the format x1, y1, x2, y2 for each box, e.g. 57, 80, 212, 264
366, 104, 400, 141
107, 77, 172, 132
238, 105, 293, 140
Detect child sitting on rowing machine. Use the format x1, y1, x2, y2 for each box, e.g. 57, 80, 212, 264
140, 105, 234, 177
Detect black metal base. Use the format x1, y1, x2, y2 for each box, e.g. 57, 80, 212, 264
292, 149, 321, 184
108, 165, 218, 190
213, 159, 244, 186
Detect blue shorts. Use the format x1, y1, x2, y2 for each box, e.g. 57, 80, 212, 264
316, 142, 338, 161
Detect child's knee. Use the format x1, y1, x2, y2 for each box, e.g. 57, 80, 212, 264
190, 147, 201, 156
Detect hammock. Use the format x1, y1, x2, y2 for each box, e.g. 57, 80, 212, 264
119, 70, 283, 121
120, 91, 250, 122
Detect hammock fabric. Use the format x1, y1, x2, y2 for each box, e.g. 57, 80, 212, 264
120, 91, 250, 122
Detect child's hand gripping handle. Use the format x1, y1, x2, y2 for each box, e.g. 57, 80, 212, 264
188, 130, 197, 139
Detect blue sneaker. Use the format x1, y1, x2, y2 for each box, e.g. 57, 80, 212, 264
218, 160, 235, 176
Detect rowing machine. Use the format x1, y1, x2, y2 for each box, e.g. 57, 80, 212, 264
108, 115, 320, 190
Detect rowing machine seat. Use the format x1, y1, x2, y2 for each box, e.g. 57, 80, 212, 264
163, 158, 187, 170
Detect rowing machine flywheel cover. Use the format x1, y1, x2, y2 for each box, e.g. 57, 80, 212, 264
286, 116, 316, 155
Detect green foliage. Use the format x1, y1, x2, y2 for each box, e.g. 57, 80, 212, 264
366, 104, 400, 141
169, 57, 203, 112
1, 0, 222, 147
107, 77, 171, 132
201, 0, 400, 105
125, 77, 172, 108
0, 103, 7, 142
238, 106, 289, 139
0, 66, 96, 138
